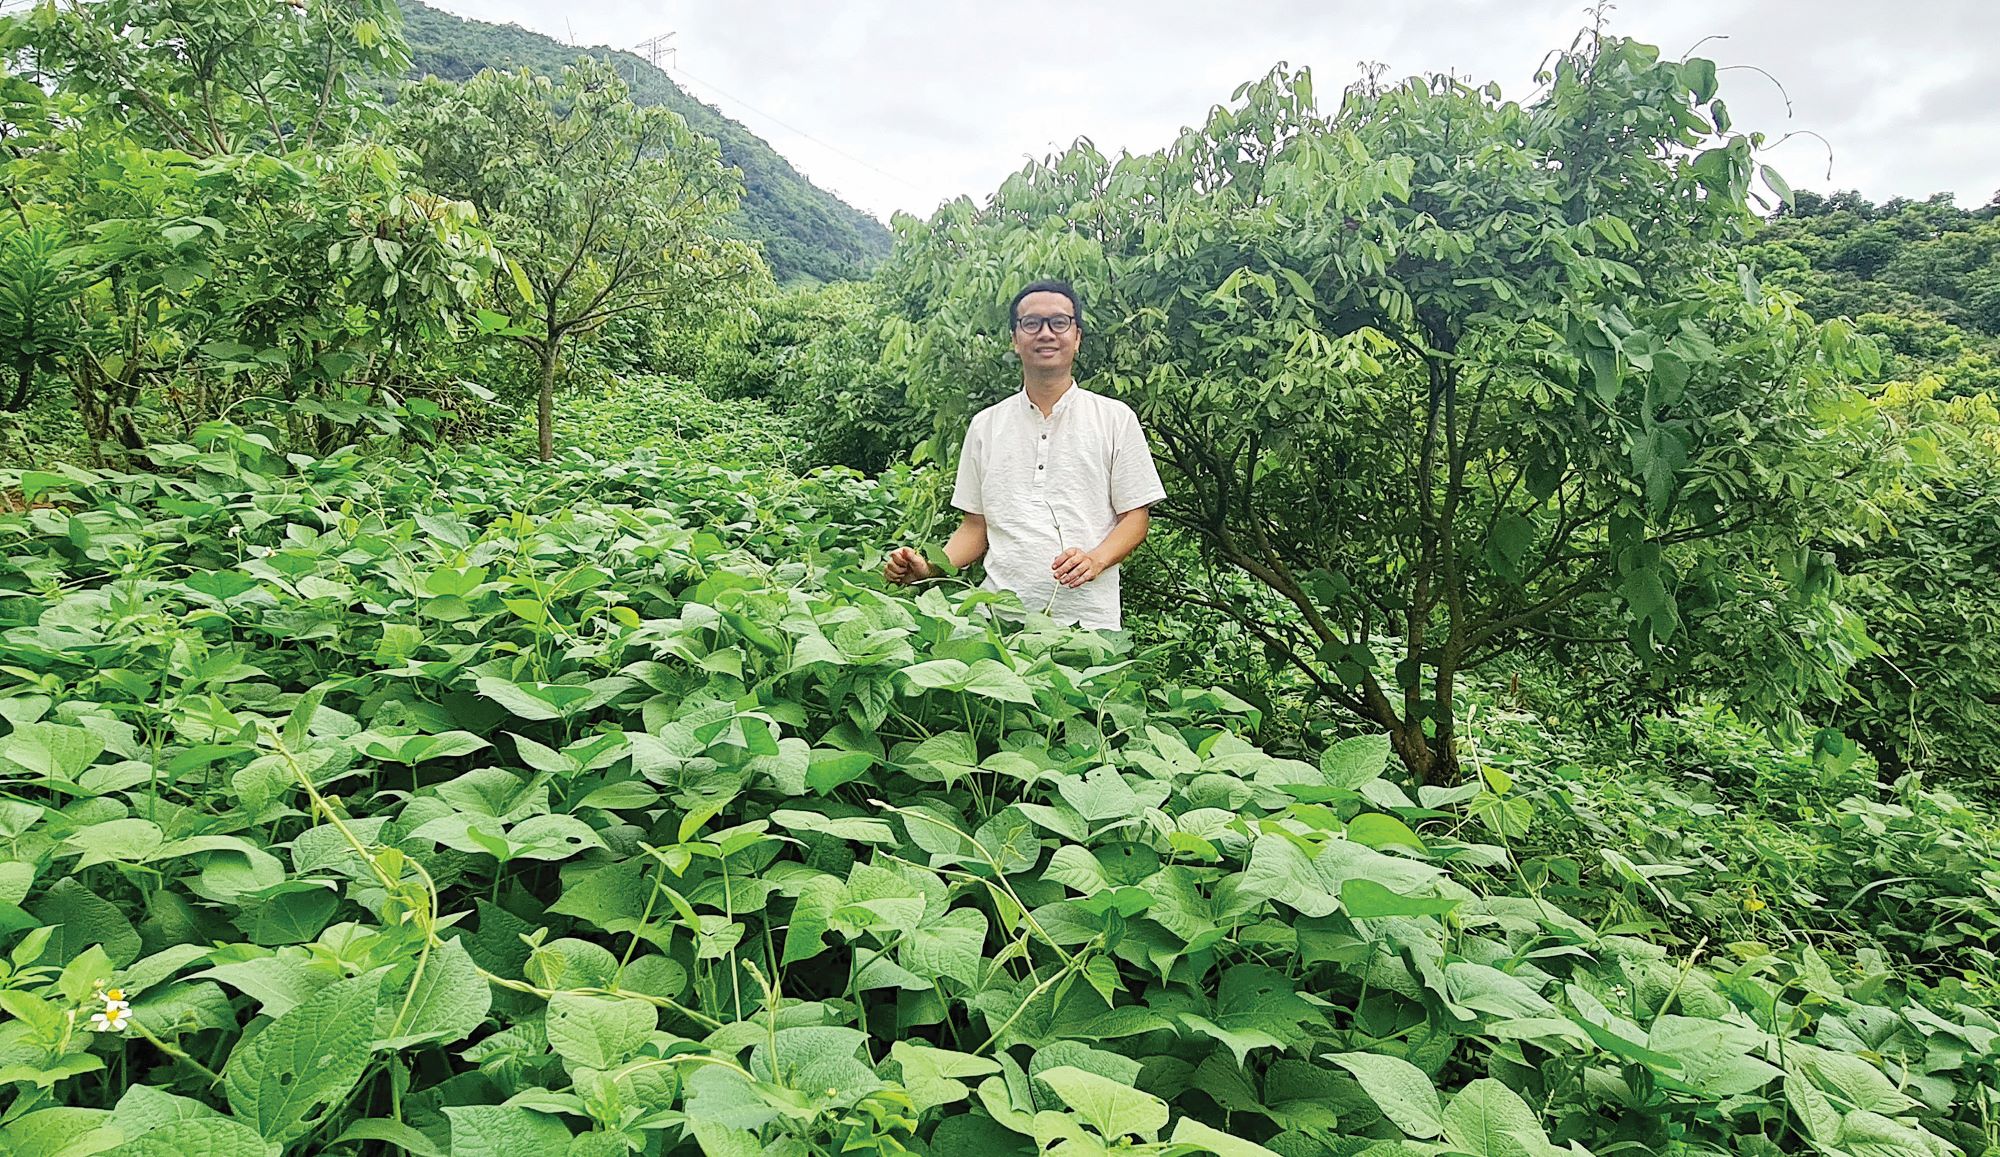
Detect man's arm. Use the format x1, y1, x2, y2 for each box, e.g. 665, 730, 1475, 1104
942, 513, 988, 570
885, 513, 987, 584
1052, 506, 1150, 588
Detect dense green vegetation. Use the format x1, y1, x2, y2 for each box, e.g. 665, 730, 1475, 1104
399, 1, 893, 286
698, 282, 917, 476
5, 382, 1999, 1157
878, 50, 1888, 785
1756, 191, 2000, 354
5, 6, 2000, 1157
0, 0, 779, 471
0, 0, 497, 469
1742, 194, 2000, 777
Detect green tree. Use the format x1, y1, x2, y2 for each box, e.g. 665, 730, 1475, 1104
1742, 190, 2000, 773
397, 58, 763, 460
0, 223, 80, 415
1, 0, 490, 456
0, 68, 64, 416
882, 35, 1872, 782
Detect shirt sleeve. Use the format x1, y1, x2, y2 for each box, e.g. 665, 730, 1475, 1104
950, 417, 986, 515
1109, 404, 1168, 515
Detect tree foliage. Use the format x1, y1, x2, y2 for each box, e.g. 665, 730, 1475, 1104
699, 281, 919, 472
398, 58, 763, 461
881, 35, 1874, 782
1814, 383, 2000, 774
1753, 189, 2000, 345
0, 3, 767, 466
0, 0, 492, 457
1733, 192, 2000, 775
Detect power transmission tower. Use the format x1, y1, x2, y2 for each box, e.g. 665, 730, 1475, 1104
633, 32, 677, 73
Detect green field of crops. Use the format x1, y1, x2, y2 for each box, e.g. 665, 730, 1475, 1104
0, 380, 1992, 1157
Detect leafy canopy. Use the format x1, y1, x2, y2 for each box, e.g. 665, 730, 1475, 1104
880, 34, 1875, 781
398, 57, 765, 460
0, 0, 492, 456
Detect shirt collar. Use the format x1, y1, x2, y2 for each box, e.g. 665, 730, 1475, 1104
1023, 382, 1081, 417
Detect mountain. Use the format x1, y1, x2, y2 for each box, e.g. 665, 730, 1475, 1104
398, 1, 893, 284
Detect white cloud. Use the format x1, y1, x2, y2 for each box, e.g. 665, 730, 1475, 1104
424, 0, 2000, 222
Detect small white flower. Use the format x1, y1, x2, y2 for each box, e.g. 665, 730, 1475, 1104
87, 987, 133, 1033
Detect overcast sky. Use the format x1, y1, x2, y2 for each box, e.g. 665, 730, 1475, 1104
426, 1, 1999, 226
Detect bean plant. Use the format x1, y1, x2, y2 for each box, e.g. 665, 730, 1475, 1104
0, 382, 1989, 1157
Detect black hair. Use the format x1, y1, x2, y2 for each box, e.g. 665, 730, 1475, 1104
1008, 279, 1084, 331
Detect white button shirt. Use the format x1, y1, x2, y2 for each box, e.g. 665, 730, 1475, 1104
951, 384, 1167, 630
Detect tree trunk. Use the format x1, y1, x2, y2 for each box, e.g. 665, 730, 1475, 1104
1369, 687, 1457, 787
1427, 664, 1460, 786
6, 356, 32, 412
537, 342, 559, 462
116, 402, 145, 452
1384, 717, 1448, 786
110, 373, 145, 451
73, 367, 109, 463
1425, 714, 1459, 786
1351, 661, 1443, 786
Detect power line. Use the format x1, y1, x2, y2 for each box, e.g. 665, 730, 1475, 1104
633, 32, 677, 72
666, 62, 923, 194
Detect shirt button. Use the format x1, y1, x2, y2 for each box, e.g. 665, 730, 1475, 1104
1037, 464, 1044, 470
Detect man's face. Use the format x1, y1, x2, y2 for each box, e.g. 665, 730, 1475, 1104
1011, 291, 1082, 376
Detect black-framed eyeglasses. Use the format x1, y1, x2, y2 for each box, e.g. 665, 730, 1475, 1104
1013, 314, 1076, 335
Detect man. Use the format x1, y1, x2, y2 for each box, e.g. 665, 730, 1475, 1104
884, 280, 1166, 631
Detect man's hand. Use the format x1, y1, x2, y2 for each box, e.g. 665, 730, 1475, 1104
1052, 548, 1104, 588
884, 546, 934, 586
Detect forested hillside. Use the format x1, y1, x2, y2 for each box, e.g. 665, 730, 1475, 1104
1752, 191, 2000, 394
401, 1, 892, 284
1762, 191, 2000, 339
